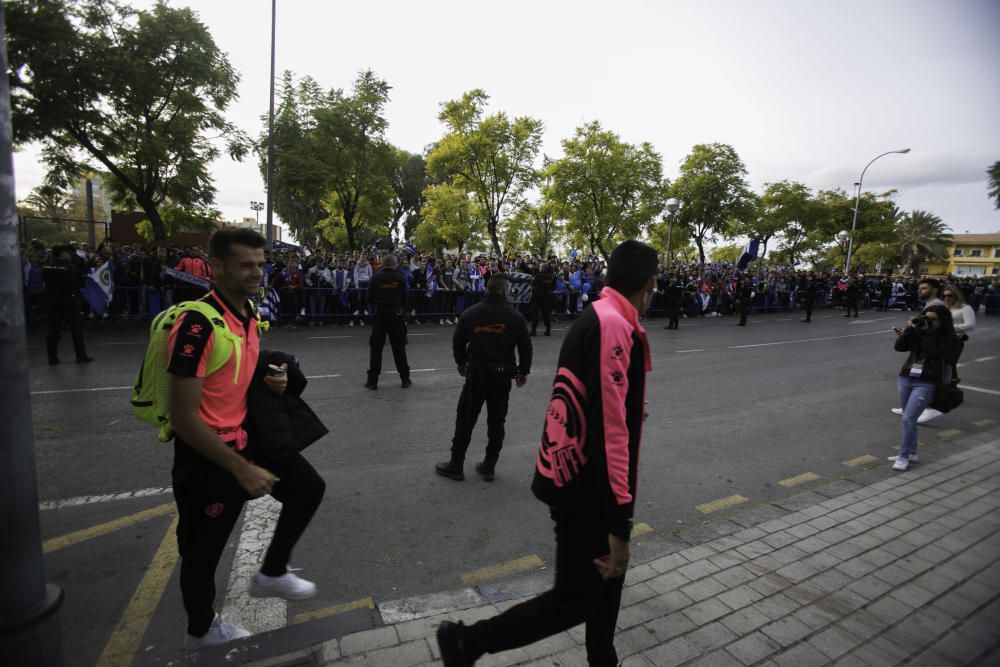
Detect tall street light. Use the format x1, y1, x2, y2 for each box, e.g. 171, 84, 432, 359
845, 148, 910, 274
264, 0, 277, 250
665, 198, 680, 265
250, 200, 264, 228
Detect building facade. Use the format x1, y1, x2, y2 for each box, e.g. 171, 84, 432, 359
923, 233, 1000, 277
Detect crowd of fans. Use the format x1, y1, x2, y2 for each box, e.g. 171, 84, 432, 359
19, 237, 1000, 325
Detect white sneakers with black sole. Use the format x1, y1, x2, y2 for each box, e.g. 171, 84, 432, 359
183, 613, 250, 649
249, 570, 317, 600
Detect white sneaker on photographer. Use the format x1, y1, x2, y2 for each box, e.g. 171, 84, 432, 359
891, 456, 910, 471
887, 453, 919, 463
249, 570, 317, 600
890, 408, 903, 415
917, 408, 942, 424
183, 613, 250, 649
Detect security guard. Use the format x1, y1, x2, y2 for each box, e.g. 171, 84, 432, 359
365, 253, 410, 390
529, 261, 555, 336
43, 245, 93, 365
436, 274, 532, 481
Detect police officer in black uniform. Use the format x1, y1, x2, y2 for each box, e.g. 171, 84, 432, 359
436, 274, 533, 481
43, 245, 93, 365
844, 276, 860, 317
736, 278, 753, 326
365, 253, 410, 390
528, 261, 555, 336
800, 273, 817, 323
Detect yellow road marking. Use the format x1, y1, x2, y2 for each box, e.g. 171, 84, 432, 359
292, 597, 375, 625
633, 522, 653, 537
43, 502, 175, 554
938, 429, 962, 438
95, 515, 179, 667
461, 555, 545, 586
779, 472, 820, 487
974, 419, 995, 427
697, 495, 748, 514
843, 455, 879, 467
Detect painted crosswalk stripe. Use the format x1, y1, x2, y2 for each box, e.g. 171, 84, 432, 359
461, 555, 545, 587
43, 502, 175, 554
292, 597, 375, 625
961, 385, 1000, 397
843, 455, 879, 468
95, 515, 179, 667
697, 495, 748, 514
779, 472, 820, 487
973, 356, 996, 363
222, 496, 285, 634
39, 487, 172, 511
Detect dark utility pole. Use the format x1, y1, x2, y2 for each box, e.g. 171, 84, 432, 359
0, 4, 65, 666
264, 0, 276, 250
85, 178, 95, 246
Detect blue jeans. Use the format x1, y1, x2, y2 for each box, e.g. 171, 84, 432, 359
898, 376, 935, 458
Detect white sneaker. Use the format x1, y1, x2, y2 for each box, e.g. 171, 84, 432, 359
439, 318, 445, 325
183, 613, 250, 649
891, 456, 910, 471
890, 408, 903, 415
249, 571, 317, 600
917, 408, 942, 424
887, 454, 920, 463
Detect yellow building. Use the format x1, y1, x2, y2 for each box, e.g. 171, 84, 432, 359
923, 233, 1000, 277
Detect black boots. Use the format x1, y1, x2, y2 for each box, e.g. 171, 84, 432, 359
435, 460, 464, 481
401, 377, 412, 388
475, 461, 495, 481
364, 374, 378, 390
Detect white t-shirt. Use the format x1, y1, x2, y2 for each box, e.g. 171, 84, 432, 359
950, 304, 976, 334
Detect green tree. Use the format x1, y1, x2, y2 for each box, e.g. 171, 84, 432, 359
416, 183, 484, 255
814, 188, 898, 271
545, 121, 666, 261
506, 198, 562, 258
671, 143, 755, 265
737, 181, 818, 258
391, 149, 427, 241
6, 0, 243, 242
426, 90, 543, 256
988, 161, 1000, 209
895, 210, 951, 275
709, 244, 742, 264
20, 183, 70, 218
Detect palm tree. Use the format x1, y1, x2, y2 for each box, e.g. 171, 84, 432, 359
988, 161, 1000, 210
895, 210, 951, 275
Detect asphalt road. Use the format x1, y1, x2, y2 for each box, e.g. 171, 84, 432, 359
27, 306, 1000, 666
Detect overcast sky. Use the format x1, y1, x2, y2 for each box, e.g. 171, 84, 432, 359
12, 0, 1000, 236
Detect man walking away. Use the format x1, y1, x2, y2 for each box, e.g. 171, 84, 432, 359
436, 240, 657, 667
436, 275, 532, 482
800, 274, 817, 323
365, 253, 410, 389
43, 245, 93, 364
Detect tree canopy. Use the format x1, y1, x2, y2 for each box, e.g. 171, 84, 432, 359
988, 161, 1000, 210
6, 0, 243, 241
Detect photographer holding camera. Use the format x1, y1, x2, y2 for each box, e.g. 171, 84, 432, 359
891, 304, 959, 471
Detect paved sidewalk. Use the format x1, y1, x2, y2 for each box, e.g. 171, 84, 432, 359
257, 438, 1000, 667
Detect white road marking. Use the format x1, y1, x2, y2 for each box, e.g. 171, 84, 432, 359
222, 496, 285, 633
973, 356, 996, 363
676, 349, 705, 353
304, 374, 343, 380
407, 333, 438, 336
98, 341, 147, 346
39, 487, 172, 511
961, 385, 1000, 397
308, 335, 354, 340
378, 588, 486, 624
729, 329, 892, 349
31, 385, 132, 396
849, 316, 897, 325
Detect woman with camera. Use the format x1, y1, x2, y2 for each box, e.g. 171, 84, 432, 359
891, 305, 959, 471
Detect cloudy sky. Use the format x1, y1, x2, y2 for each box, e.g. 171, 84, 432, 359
12, 0, 1000, 236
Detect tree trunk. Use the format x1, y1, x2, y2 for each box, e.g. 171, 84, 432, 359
488, 220, 501, 257
138, 197, 166, 243
694, 235, 706, 265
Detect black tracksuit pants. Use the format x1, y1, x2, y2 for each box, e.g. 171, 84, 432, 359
802, 296, 814, 321
172, 437, 325, 637
466, 508, 626, 666
45, 296, 87, 361
368, 312, 409, 382
529, 297, 552, 334
450, 371, 512, 464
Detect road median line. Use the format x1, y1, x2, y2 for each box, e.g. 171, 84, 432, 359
460, 554, 544, 587
696, 495, 748, 514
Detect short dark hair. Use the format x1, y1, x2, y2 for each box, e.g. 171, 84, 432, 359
486, 274, 509, 295
209, 228, 266, 260
606, 240, 658, 296
919, 278, 941, 292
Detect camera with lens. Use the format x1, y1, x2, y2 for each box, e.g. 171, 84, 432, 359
912, 315, 929, 328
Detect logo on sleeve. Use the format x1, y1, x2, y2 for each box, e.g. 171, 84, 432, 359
610, 344, 623, 359
610, 370, 624, 385
188, 323, 203, 337
181, 344, 196, 357
537, 368, 588, 487
204, 503, 224, 518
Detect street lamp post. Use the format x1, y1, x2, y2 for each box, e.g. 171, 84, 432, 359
664, 198, 680, 265
250, 200, 264, 229
845, 148, 910, 274
264, 0, 277, 250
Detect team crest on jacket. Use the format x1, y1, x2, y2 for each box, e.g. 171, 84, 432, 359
537, 368, 587, 487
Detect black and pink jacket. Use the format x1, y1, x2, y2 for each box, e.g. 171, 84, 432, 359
531, 287, 651, 541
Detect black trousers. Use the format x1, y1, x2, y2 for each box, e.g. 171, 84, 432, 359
738, 306, 748, 326
665, 308, 679, 329
845, 298, 859, 317
802, 297, 814, 321
45, 296, 87, 361
529, 298, 551, 334
172, 438, 325, 636
368, 312, 409, 381
450, 372, 512, 463
467, 508, 626, 666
